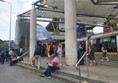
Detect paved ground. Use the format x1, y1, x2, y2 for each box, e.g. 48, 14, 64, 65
23, 56, 118, 83
0, 63, 64, 83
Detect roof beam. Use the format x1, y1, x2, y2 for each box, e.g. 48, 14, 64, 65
37, 7, 64, 13
77, 30, 118, 42
91, 0, 118, 5
18, 13, 118, 20
77, 14, 118, 20
19, 18, 103, 27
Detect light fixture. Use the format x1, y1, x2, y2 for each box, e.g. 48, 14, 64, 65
91, 0, 118, 5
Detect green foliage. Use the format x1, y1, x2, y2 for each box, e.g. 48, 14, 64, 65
0, 39, 8, 51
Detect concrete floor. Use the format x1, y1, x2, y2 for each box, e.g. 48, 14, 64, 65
0, 63, 64, 83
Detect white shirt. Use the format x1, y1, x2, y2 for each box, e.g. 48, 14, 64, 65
9, 50, 13, 55
57, 48, 63, 55
49, 57, 60, 67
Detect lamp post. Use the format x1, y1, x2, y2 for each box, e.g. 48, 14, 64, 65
0, 0, 12, 51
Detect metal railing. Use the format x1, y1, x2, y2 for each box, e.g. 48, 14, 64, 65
20, 51, 41, 70
75, 52, 89, 83
76, 52, 87, 69
19, 51, 29, 58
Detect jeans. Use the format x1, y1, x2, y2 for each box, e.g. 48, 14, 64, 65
43, 66, 59, 77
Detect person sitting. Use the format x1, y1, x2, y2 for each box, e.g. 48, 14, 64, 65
8, 49, 14, 62
40, 54, 60, 78
9, 53, 19, 66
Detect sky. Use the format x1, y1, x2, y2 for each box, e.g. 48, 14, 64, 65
0, 0, 103, 40
0, 0, 49, 40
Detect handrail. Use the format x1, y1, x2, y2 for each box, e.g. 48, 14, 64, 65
75, 52, 87, 69
18, 51, 29, 59
75, 52, 88, 83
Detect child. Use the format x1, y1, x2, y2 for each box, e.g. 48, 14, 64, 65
101, 45, 109, 62
57, 44, 63, 65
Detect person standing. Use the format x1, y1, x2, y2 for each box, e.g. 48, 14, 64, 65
88, 43, 96, 66
33, 45, 41, 69
57, 44, 63, 65
40, 44, 45, 57
101, 45, 109, 62
5, 49, 9, 62
78, 43, 84, 65
0, 50, 6, 64
47, 42, 56, 58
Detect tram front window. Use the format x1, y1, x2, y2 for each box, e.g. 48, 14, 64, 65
93, 36, 117, 52
108, 36, 117, 52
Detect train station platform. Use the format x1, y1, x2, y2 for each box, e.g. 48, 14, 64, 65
18, 56, 118, 83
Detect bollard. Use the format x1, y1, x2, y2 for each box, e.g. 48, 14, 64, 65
37, 56, 41, 70
35, 55, 41, 70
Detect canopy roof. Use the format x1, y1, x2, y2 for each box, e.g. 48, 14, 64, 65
18, 0, 118, 25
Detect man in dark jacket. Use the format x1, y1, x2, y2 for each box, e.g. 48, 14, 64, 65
0, 50, 6, 64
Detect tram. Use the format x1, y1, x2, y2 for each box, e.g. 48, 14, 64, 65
77, 31, 118, 60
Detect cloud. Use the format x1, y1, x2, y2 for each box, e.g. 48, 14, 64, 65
0, 0, 37, 40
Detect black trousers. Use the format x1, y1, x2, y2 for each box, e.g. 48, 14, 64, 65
78, 50, 84, 65
0, 57, 5, 64
9, 59, 18, 66
43, 66, 59, 77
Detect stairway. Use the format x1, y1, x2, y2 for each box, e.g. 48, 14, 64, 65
17, 62, 106, 83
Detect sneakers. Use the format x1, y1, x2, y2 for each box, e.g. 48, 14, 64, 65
107, 59, 109, 62
101, 59, 109, 62
46, 76, 51, 78
40, 74, 45, 77
40, 74, 51, 78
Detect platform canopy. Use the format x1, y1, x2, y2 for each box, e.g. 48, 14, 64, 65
18, 0, 118, 25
